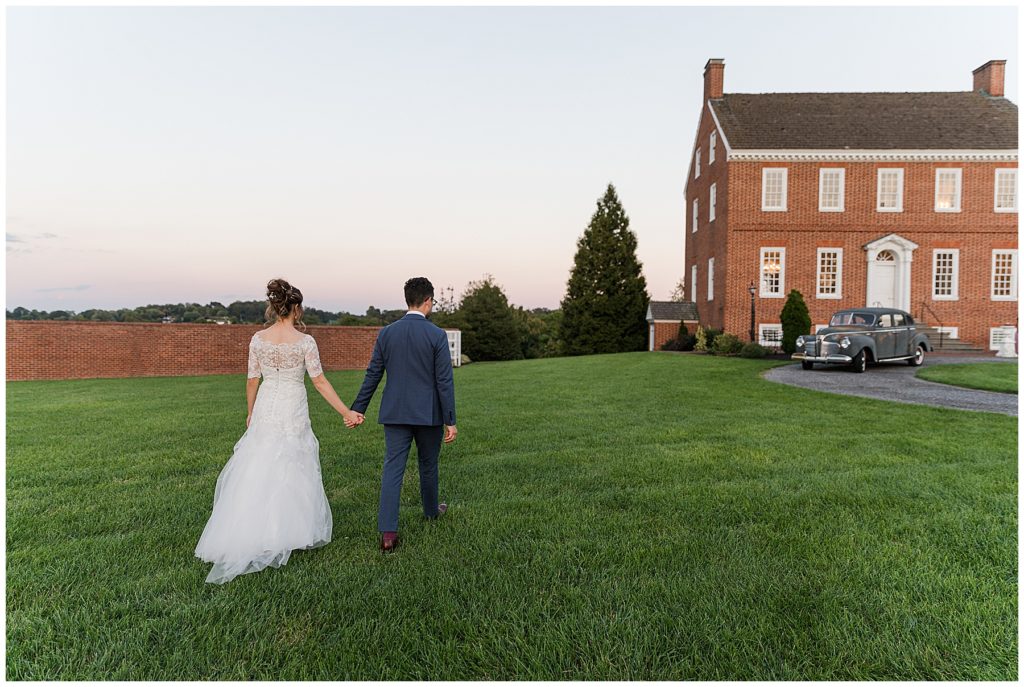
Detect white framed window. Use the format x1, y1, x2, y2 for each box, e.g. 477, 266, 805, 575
692, 198, 698, 233
818, 168, 845, 212
761, 168, 787, 211
931, 249, 960, 301
695, 148, 701, 179
994, 169, 1017, 212
709, 132, 716, 165
758, 324, 783, 348
990, 327, 1016, 351
935, 168, 962, 212
816, 248, 843, 299
691, 264, 697, 303
709, 183, 717, 223
877, 168, 904, 212
707, 258, 714, 301
760, 247, 786, 298
991, 249, 1018, 300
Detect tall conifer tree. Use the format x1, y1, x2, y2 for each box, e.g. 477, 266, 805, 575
560, 184, 650, 355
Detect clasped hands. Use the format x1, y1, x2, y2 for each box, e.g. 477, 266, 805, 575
343, 410, 365, 429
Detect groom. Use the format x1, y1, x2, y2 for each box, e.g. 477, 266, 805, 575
350, 277, 458, 552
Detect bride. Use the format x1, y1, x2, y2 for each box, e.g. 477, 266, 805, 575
195, 278, 363, 584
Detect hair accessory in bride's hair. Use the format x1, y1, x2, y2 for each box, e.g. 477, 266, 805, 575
264, 278, 306, 329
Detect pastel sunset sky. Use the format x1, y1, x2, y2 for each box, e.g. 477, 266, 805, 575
6, 5, 1018, 314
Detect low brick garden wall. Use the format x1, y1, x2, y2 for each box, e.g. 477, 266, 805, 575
6, 321, 382, 381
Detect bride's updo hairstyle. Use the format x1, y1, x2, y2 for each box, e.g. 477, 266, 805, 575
265, 278, 305, 329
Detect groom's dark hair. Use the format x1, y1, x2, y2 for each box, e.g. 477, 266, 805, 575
404, 277, 434, 307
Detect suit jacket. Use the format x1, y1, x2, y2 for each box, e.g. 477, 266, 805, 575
351, 313, 456, 426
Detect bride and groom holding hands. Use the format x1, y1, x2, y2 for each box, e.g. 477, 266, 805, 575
195, 277, 457, 584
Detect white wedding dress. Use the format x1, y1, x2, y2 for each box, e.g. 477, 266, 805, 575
195, 332, 333, 584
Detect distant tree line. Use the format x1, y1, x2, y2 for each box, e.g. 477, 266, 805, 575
5, 302, 411, 326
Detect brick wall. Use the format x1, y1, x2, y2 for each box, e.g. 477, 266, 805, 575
687, 155, 1019, 347
650, 320, 700, 351
685, 102, 731, 330
6, 321, 382, 381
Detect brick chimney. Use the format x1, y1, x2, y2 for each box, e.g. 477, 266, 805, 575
704, 58, 724, 101
973, 59, 1006, 97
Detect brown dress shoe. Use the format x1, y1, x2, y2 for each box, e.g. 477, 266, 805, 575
380, 532, 398, 552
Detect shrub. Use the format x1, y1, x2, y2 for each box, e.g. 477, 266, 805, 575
712, 332, 743, 356
660, 338, 680, 351
779, 289, 812, 354
739, 342, 770, 358
694, 326, 708, 352
672, 322, 696, 351
703, 328, 722, 350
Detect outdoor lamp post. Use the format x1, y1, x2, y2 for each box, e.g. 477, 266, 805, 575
748, 283, 756, 343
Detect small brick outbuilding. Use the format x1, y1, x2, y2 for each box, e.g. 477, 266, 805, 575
646, 301, 699, 351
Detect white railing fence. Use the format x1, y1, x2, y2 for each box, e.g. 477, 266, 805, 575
446, 330, 462, 367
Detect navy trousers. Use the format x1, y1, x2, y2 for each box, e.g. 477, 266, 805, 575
378, 424, 444, 532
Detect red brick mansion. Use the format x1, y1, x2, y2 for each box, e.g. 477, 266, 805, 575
684, 58, 1018, 350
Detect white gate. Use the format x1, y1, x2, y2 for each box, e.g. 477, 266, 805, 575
446, 330, 462, 367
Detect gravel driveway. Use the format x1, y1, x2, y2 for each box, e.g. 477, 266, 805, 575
764, 354, 1018, 416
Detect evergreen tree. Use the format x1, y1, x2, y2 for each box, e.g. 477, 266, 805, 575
458, 276, 524, 361
559, 184, 650, 355
779, 289, 812, 353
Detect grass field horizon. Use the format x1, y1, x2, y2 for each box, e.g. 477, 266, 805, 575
6, 353, 1017, 679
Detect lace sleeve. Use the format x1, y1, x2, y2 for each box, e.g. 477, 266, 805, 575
247, 335, 262, 379
304, 335, 324, 378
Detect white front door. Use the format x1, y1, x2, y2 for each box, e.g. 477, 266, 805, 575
866, 249, 899, 308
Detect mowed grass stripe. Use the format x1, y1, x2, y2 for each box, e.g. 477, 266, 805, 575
6, 353, 1017, 680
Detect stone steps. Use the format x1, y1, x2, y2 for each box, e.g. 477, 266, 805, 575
916, 326, 987, 353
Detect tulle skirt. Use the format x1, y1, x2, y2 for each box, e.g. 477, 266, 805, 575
195, 419, 332, 584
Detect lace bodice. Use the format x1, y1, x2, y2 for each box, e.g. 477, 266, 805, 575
247, 333, 324, 380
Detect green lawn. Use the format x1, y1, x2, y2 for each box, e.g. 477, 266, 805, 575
6, 353, 1017, 680
917, 361, 1018, 394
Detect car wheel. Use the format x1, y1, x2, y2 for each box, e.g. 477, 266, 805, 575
852, 350, 867, 373
908, 344, 925, 367
801, 361, 814, 370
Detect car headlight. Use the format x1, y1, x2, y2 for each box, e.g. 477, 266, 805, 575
796, 336, 805, 348
840, 337, 851, 349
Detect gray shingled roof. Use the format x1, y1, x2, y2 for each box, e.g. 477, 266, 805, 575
648, 301, 699, 321
710, 91, 1018, 150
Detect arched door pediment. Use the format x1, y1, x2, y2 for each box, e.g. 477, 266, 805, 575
864, 233, 917, 310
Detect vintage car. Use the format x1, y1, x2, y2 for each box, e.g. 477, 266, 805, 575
792, 307, 932, 373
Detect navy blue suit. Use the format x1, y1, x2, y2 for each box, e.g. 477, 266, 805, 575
351, 313, 456, 532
